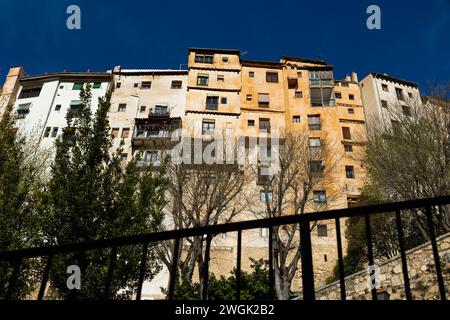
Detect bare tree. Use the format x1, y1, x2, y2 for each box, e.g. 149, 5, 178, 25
364, 83, 450, 238
252, 132, 340, 300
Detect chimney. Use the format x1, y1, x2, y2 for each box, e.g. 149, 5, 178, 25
344, 74, 351, 82
113, 65, 121, 73
351, 72, 358, 83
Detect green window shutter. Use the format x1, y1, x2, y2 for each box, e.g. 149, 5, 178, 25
72, 83, 84, 90
93, 82, 101, 89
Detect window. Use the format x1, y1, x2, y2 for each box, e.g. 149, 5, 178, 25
295, 91, 303, 98
248, 119, 255, 127
18, 87, 42, 99
342, 127, 351, 139
308, 115, 321, 130
195, 54, 213, 64
382, 84, 389, 92
313, 190, 327, 203
72, 83, 84, 90
292, 115, 300, 123
348, 108, 354, 114
222, 56, 229, 62
154, 105, 168, 114
55, 104, 61, 111
204, 175, 217, 185
246, 94, 252, 101
116, 82, 121, 89
408, 92, 413, 98
310, 160, 325, 173
345, 165, 355, 178
140, 106, 146, 113
310, 87, 334, 106
197, 74, 209, 86
402, 105, 411, 116
324, 254, 328, 262
309, 137, 321, 148
68, 100, 82, 115
335, 92, 342, 99
44, 127, 51, 138
391, 120, 400, 132
93, 82, 101, 89
344, 144, 353, 152
266, 72, 279, 83
111, 128, 120, 139
51, 127, 58, 138
217, 75, 224, 82
395, 87, 404, 101
171, 80, 182, 89
206, 96, 219, 110
221, 97, 227, 104
258, 93, 270, 108
260, 191, 273, 203
121, 128, 130, 139
317, 224, 328, 237
59, 85, 64, 89
120, 153, 128, 161
381, 100, 388, 108
297, 71, 302, 78
15, 103, 31, 118
134, 83, 139, 88
259, 118, 270, 132
144, 151, 158, 164
202, 119, 215, 135
118, 104, 126, 112
249, 71, 255, 78
261, 228, 268, 237
141, 81, 152, 89
349, 94, 355, 100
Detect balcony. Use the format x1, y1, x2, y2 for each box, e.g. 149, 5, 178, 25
132, 116, 181, 149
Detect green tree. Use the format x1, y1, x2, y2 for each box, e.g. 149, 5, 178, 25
0, 105, 47, 299
42, 84, 168, 299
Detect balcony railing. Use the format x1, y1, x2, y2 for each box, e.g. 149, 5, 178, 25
1, 196, 449, 300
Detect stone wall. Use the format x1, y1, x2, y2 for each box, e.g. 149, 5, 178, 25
314, 232, 450, 300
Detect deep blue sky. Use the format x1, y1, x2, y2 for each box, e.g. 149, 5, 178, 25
1, 0, 449, 92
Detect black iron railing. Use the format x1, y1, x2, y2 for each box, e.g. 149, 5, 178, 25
1, 196, 449, 300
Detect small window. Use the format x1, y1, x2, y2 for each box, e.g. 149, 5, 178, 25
93, 82, 101, 89
51, 127, 58, 138
292, 115, 300, 123
202, 119, 215, 135
382, 84, 388, 92
111, 128, 120, 138
118, 104, 126, 112
154, 105, 168, 114
335, 92, 342, 99
55, 104, 61, 111
259, 118, 270, 132
294, 91, 303, 98
297, 71, 302, 78
197, 74, 209, 86
324, 254, 328, 262
206, 96, 219, 110
381, 100, 388, 108
395, 87, 404, 101
59, 85, 64, 89
408, 92, 413, 98
266, 72, 279, 83
342, 127, 351, 140
261, 228, 268, 237
317, 224, 328, 237
140, 106, 146, 113
258, 93, 270, 108
222, 56, 229, 62
195, 54, 213, 64
348, 108, 354, 114
141, 81, 152, 89
73, 83, 84, 90
217, 75, 224, 82
121, 128, 130, 139
171, 80, 182, 89
345, 165, 355, 178
309, 137, 321, 148
260, 191, 273, 203
344, 144, 353, 152
349, 94, 355, 100
134, 83, 139, 88
313, 190, 327, 203
116, 82, 121, 89
44, 127, 51, 138
248, 119, 255, 127
308, 115, 321, 131
402, 105, 411, 116
310, 160, 325, 173
246, 94, 252, 101
221, 97, 227, 104
249, 71, 255, 78
120, 153, 128, 161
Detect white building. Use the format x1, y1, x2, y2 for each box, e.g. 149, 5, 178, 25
359, 72, 421, 130
10, 71, 111, 152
